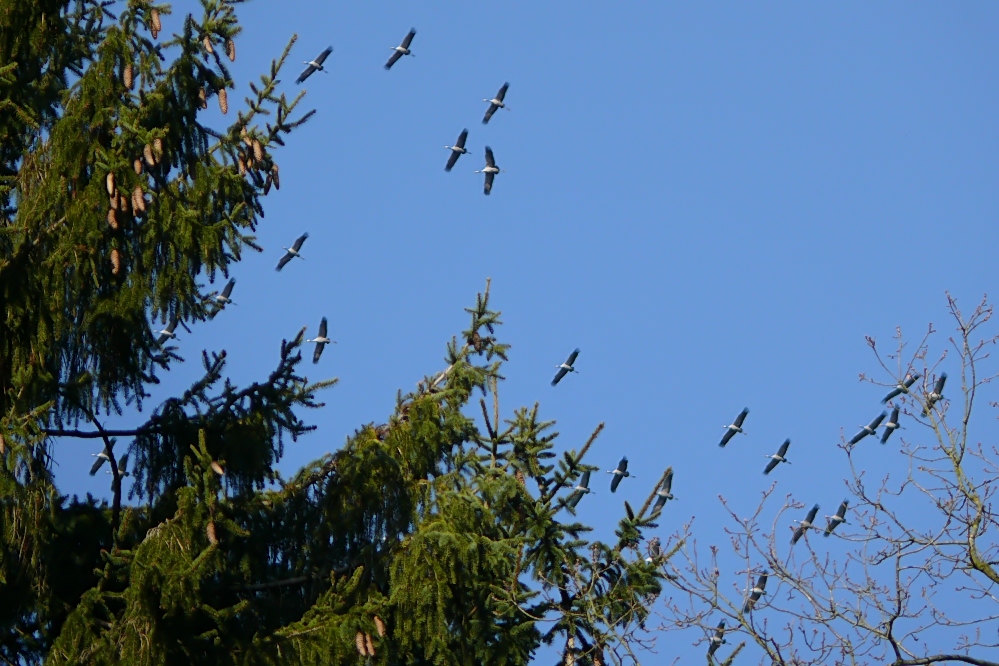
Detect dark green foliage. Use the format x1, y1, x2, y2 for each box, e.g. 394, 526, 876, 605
1, 2, 670, 665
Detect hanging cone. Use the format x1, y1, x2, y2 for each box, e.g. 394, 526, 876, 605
210, 461, 225, 476
203, 35, 213, 53
218, 88, 228, 114
252, 139, 263, 163
237, 155, 246, 175
143, 144, 155, 167
354, 632, 367, 656
111, 248, 121, 275
263, 175, 272, 195
240, 126, 249, 144
207, 521, 218, 544
151, 9, 161, 35
364, 633, 375, 657
153, 137, 163, 162
109, 194, 119, 210
105, 172, 116, 197
107, 208, 118, 230
373, 616, 386, 638
132, 185, 146, 213
270, 164, 280, 190
226, 39, 236, 62
198, 87, 207, 109
124, 63, 134, 90
0, 434, 5, 455
133, 158, 143, 175
120, 192, 129, 212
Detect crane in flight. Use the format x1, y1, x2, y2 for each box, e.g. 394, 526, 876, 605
607, 456, 633, 493
849, 411, 887, 445
276, 233, 309, 271
791, 504, 819, 545
824, 500, 849, 536
306, 316, 336, 363
719, 408, 749, 447
444, 129, 470, 172
482, 82, 510, 124
296, 46, 333, 84
385, 29, 416, 70
763, 438, 791, 474
475, 146, 502, 195
551, 348, 579, 386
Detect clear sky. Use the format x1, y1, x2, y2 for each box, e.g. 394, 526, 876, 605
54, 1, 998, 661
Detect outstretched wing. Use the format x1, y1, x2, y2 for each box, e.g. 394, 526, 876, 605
314, 46, 333, 66
495, 82, 509, 102
662, 468, 673, 493
777, 438, 790, 457
89, 455, 108, 476
483, 171, 495, 195
482, 103, 498, 124
653, 494, 667, 512
790, 525, 805, 545
868, 410, 887, 429
734, 408, 749, 427
275, 252, 292, 271
565, 348, 580, 366
719, 429, 736, 447
579, 470, 591, 489
401, 29, 416, 49
445, 150, 460, 171
221, 278, 235, 299
318, 316, 328, 339
610, 473, 622, 493
763, 457, 780, 475
313, 341, 325, 364
455, 129, 468, 149
384, 50, 403, 70
551, 366, 568, 386
806, 504, 820, 524
566, 490, 583, 509
617, 457, 629, 473
293, 233, 309, 251
296, 64, 316, 84
848, 428, 868, 445
484, 146, 495, 168
933, 373, 947, 395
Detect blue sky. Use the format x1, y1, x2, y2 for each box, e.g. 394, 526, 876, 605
54, 1, 998, 661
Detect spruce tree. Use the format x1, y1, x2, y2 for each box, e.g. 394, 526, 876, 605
1, 2, 669, 664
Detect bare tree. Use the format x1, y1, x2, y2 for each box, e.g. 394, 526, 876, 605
659, 295, 999, 666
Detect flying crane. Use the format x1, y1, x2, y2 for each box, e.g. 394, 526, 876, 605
296, 46, 333, 84
719, 408, 749, 447
482, 82, 510, 124
551, 348, 579, 386
385, 29, 416, 70
444, 129, 470, 171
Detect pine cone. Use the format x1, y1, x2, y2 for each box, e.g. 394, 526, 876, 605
109, 194, 118, 210
151, 9, 161, 35
0, 434, 5, 455
207, 521, 218, 544
105, 172, 116, 196
132, 185, 146, 213
143, 143, 155, 167
237, 155, 246, 175
252, 139, 263, 163
120, 192, 129, 212
153, 137, 163, 161
263, 175, 272, 195
124, 63, 134, 90
354, 632, 367, 656
373, 616, 386, 638
107, 208, 118, 230
133, 158, 143, 175
198, 87, 208, 109
364, 633, 375, 657
210, 461, 225, 476
270, 164, 280, 190
110, 248, 121, 275
226, 38, 236, 62
203, 35, 213, 54
218, 88, 228, 114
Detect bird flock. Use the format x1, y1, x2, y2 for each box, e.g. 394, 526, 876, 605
121, 26, 955, 659
548, 348, 949, 657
